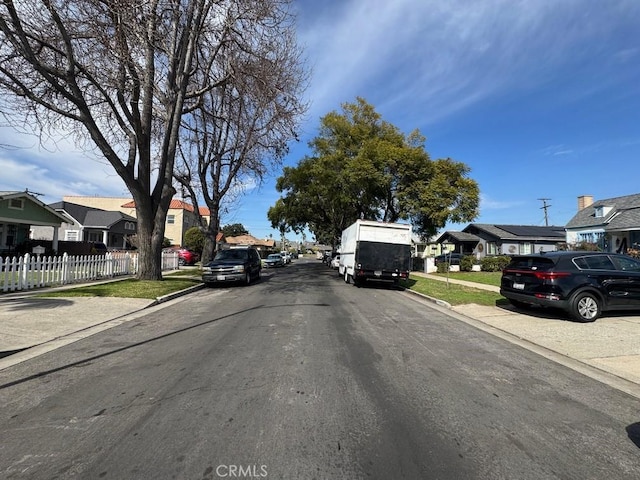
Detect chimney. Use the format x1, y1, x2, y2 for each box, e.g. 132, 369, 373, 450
578, 195, 594, 210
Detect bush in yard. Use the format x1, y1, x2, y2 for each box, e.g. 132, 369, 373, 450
460, 255, 475, 272
184, 227, 205, 253
481, 255, 511, 272
436, 261, 450, 273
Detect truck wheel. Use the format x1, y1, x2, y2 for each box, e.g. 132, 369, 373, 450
344, 271, 350, 283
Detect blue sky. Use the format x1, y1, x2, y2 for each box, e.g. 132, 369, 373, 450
1, 0, 639, 241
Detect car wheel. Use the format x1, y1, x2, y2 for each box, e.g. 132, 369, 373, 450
245, 272, 252, 285
569, 291, 601, 322
344, 271, 350, 283
178, 258, 185, 266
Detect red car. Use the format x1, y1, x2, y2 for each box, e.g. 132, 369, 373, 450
178, 248, 200, 266
164, 247, 200, 266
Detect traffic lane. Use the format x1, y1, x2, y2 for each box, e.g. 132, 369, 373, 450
2, 266, 444, 479
330, 271, 640, 479
0, 262, 638, 479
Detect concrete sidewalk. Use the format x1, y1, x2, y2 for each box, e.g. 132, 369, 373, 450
409, 271, 640, 397
1, 273, 639, 398
0, 281, 204, 368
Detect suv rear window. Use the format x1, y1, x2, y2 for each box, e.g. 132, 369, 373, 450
507, 256, 554, 270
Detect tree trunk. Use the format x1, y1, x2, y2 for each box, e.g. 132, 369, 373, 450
201, 211, 220, 265
132, 188, 174, 281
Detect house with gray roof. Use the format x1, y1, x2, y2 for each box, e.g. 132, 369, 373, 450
565, 194, 640, 253
31, 201, 137, 250
0, 190, 69, 255
436, 224, 566, 258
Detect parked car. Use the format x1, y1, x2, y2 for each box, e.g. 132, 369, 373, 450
280, 251, 292, 264
434, 252, 463, 265
164, 247, 200, 266
330, 254, 340, 269
264, 253, 284, 268
202, 247, 261, 286
500, 251, 640, 322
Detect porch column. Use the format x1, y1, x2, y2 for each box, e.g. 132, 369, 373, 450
102, 230, 108, 245
52, 226, 59, 252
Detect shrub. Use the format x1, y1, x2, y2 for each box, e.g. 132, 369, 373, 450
481, 255, 511, 272
460, 255, 475, 272
184, 226, 205, 252
627, 248, 640, 259
436, 262, 450, 273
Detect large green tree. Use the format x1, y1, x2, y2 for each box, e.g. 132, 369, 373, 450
222, 223, 249, 237
269, 98, 479, 245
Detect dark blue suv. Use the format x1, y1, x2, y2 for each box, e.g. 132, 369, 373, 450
500, 251, 640, 322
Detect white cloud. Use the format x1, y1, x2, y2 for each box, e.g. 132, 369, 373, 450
297, 0, 640, 127
479, 193, 523, 211
0, 129, 129, 204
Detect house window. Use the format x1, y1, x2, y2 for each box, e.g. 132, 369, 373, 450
167, 215, 175, 225
65, 230, 79, 241
8, 198, 24, 210
578, 232, 604, 244
88, 232, 102, 242
520, 243, 533, 254
125, 222, 135, 230
486, 242, 498, 255
6, 224, 17, 246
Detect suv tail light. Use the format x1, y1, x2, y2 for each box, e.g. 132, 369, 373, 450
532, 271, 571, 281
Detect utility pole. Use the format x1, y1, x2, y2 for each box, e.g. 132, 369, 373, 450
538, 198, 551, 226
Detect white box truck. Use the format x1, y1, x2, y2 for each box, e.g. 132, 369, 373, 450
339, 220, 412, 286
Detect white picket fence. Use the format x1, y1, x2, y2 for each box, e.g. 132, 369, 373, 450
1, 251, 180, 293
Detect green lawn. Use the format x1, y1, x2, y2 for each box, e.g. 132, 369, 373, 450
36, 276, 202, 299
402, 274, 504, 306
430, 271, 502, 287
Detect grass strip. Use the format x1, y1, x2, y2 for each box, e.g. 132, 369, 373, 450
36, 277, 201, 300
402, 275, 504, 306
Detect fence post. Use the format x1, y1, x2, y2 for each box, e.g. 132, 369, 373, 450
20, 253, 30, 290
62, 252, 69, 284
0, 256, 6, 292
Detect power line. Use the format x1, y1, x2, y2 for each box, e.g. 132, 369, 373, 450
538, 198, 552, 226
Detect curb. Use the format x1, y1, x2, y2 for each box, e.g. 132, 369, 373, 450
403, 287, 452, 309
152, 282, 206, 306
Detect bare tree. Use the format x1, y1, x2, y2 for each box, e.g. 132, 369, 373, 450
174, 1, 308, 264
0, 1, 264, 279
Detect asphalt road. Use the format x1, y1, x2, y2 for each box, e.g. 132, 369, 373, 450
1, 259, 639, 479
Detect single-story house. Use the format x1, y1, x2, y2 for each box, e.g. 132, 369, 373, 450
565, 194, 640, 253
31, 201, 137, 250
62, 196, 210, 247
223, 234, 277, 257
0, 190, 69, 255
436, 224, 566, 258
